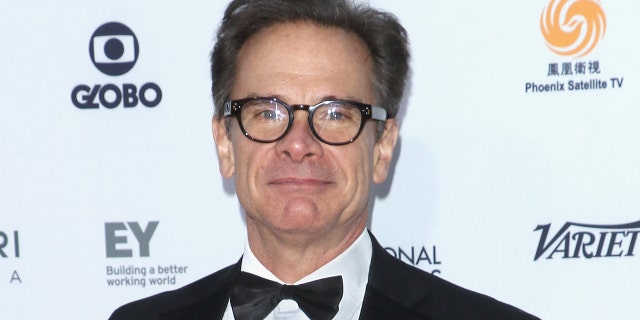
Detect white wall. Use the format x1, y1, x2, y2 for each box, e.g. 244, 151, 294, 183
1, 1, 639, 319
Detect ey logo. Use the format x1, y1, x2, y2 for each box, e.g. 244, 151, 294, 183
540, 0, 606, 57
105, 221, 159, 258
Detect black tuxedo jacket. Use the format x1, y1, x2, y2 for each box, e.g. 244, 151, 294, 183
110, 233, 538, 320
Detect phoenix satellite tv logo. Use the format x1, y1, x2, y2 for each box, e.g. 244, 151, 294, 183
540, 0, 606, 58
525, 0, 622, 93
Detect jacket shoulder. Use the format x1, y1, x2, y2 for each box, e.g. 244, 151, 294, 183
366, 233, 538, 320
109, 262, 239, 320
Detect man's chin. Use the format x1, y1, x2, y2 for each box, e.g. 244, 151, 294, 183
263, 215, 336, 240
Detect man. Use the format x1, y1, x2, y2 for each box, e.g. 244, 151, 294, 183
111, 0, 538, 319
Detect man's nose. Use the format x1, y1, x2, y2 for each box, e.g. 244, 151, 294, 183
274, 111, 323, 162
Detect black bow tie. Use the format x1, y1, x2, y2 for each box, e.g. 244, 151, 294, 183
230, 271, 343, 320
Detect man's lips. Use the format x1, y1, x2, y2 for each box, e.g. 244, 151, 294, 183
267, 177, 333, 187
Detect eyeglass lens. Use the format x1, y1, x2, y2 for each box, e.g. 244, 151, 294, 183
239, 99, 363, 144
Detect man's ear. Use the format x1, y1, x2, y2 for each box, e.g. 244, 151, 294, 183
372, 119, 398, 184
212, 116, 235, 178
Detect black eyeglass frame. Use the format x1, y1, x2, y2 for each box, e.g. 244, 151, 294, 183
223, 97, 388, 145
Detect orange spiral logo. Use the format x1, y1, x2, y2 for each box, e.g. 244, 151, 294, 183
540, 0, 606, 57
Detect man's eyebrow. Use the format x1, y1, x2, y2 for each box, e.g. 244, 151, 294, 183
239, 93, 366, 104
241, 92, 277, 99
318, 95, 367, 103
242, 93, 290, 101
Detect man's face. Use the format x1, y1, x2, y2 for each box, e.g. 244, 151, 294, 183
213, 23, 397, 240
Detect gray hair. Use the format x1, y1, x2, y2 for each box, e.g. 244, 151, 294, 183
211, 0, 410, 121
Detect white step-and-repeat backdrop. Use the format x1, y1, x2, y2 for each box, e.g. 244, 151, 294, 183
1, 1, 638, 319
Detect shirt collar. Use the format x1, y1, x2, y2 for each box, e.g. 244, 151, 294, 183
240, 229, 373, 319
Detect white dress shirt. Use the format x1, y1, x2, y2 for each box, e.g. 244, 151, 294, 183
222, 229, 373, 320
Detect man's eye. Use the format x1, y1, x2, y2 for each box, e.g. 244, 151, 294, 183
246, 104, 284, 121
329, 110, 349, 121
321, 104, 356, 122
260, 109, 279, 120
327, 110, 345, 120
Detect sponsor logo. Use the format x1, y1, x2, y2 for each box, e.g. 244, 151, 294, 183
524, 1, 623, 94
89, 22, 139, 76
540, 0, 606, 57
105, 264, 189, 288
0, 271, 22, 285
71, 22, 162, 109
385, 245, 442, 274
0, 230, 22, 285
105, 221, 159, 258
103, 221, 190, 288
0, 230, 19, 258
533, 220, 640, 260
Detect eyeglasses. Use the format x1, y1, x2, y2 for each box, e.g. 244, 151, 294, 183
224, 97, 388, 145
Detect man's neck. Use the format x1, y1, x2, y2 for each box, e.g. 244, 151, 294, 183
245, 218, 367, 283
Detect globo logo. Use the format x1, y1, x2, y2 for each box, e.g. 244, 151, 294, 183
72, 83, 162, 109
90, 22, 139, 76
71, 22, 162, 109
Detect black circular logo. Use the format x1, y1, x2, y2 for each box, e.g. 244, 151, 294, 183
89, 22, 139, 76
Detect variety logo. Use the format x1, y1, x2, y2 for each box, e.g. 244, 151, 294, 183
71, 22, 162, 109
540, 0, 606, 57
533, 220, 640, 260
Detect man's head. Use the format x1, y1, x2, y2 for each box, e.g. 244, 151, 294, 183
211, 0, 410, 120
210, 0, 409, 249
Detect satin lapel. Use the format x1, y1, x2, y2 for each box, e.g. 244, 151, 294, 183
359, 285, 426, 320
359, 232, 431, 320
159, 261, 241, 320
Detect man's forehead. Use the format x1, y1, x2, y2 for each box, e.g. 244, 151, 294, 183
238, 22, 369, 59
232, 22, 374, 101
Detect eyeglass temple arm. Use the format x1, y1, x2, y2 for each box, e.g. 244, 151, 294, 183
371, 106, 387, 121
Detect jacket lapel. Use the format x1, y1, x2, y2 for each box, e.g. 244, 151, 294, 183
359, 232, 431, 320
159, 261, 241, 320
